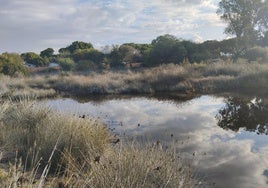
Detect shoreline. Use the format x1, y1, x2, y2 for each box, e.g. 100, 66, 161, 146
1, 62, 268, 100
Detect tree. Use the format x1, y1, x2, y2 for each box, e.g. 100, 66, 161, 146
0, 53, 28, 76
123, 43, 153, 62
198, 40, 221, 61
108, 45, 142, 67
217, 0, 268, 45
72, 48, 104, 63
218, 38, 237, 54
40, 48, 54, 58
181, 40, 198, 63
108, 45, 123, 67
59, 41, 93, 54
118, 45, 141, 63
147, 35, 187, 66
21, 52, 48, 67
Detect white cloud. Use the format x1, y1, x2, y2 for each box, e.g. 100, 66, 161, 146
0, 0, 226, 53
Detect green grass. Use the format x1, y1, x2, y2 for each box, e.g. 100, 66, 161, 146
0, 100, 195, 187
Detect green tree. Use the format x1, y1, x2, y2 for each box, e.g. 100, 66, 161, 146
0, 53, 28, 76
72, 48, 104, 63
123, 43, 153, 62
118, 45, 142, 63
181, 40, 198, 63
108, 44, 142, 67
59, 41, 93, 54
21, 52, 48, 67
217, 0, 268, 46
108, 45, 123, 67
218, 38, 237, 54
147, 35, 187, 66
40, 48, 54, 58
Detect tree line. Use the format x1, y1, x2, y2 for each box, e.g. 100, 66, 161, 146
0, 0, 267, 76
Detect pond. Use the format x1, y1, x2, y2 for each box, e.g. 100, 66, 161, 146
45, 94, 268, 188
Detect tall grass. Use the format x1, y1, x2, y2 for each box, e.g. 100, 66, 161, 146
0, 100, 195, 187
0, 74, 56, 99
89, 142, 193, 188
1, 61, 268, 98
0, 100, 110, 173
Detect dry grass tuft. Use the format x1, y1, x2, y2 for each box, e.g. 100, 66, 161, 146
88, 142, 193, 188
0, 101, 195, 187
0, 100, 110, 174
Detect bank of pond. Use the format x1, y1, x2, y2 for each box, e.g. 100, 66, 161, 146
0, 93, 268, 187
1, 62, 268, 100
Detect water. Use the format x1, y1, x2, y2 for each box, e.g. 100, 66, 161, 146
45, 94, 268, 188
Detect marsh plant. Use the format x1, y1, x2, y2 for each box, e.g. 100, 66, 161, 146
88, 142, 194, 188
1, 61, 268, 98
0, 100, 195, 187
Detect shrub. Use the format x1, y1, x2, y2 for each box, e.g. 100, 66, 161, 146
73, 48, 104, 63
244, 46, 268, 62
21, 52, 48, 67
0, 53, 29, 76
75, 60, 96, 71
55, 57, 75, 71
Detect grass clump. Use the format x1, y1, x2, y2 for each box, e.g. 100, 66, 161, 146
0, 100, 195, 187
0, 100, 110, 174
89, 143, 193, 188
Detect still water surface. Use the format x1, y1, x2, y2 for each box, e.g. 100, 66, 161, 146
45, 95, 268, 188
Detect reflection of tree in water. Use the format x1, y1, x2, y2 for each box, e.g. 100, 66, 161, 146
216, 97, 268, 134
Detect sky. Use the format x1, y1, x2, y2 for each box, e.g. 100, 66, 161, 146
0, 0, 228, 54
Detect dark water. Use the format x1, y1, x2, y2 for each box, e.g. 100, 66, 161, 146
45, 94, 268, 188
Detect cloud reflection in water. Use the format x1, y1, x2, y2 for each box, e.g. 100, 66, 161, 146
46, 95, 268, 188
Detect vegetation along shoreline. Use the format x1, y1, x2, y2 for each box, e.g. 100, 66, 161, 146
1, 61, 268, 100
0, 0, 268, 187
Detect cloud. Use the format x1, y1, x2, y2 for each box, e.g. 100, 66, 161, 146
0, 0, 226, 53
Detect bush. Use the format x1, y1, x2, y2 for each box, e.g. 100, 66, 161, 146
55, 57, 75, 71
75, 60, 96, 71
21, 52, 49, 67
73, 48, 104, 63
0, 53, 29, 76
244, 46, 268, 62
